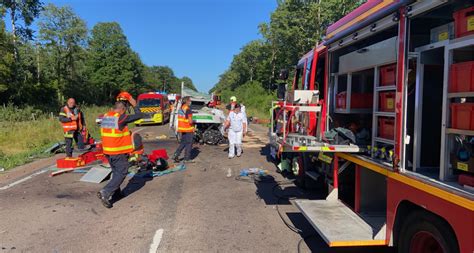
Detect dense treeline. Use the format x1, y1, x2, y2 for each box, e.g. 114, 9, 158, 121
0, 2, 196, 110
211, 0, 364, 115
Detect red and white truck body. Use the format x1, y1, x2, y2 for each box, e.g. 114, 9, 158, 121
270, 1, 474, 252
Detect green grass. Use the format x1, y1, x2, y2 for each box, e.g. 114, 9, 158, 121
246, 106, 269, 121
0, 105, 109, 170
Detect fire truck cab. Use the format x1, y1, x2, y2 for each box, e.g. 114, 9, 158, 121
135, 92, 170, 125
270, 1, 474, 252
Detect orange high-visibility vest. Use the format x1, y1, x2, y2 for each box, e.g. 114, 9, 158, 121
61, 106, 81, 133
100, 111, 133, 155
177, 104, 194, 133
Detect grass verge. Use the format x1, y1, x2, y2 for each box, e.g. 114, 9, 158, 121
0, 105, 109, 170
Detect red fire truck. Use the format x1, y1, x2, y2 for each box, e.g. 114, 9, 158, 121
270, 1, 474, 252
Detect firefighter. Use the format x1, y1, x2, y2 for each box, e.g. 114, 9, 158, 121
97, 92, 143, 208
59, 98, 86, 157
172, 96, 195, 163
224, 103, 247, 158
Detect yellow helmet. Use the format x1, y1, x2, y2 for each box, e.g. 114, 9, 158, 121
230, 96, 237, 102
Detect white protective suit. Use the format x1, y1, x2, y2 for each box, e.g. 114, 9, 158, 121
227, 111, 247, 158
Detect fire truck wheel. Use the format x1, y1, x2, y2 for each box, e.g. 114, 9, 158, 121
398, 210, 459, 253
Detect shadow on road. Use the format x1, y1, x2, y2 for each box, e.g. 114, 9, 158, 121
190, 147, 201, 160
260, 144, 275, 163
121, 175, 154, 201
251, 172, 394, 253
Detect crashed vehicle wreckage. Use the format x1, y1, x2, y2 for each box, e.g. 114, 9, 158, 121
170, 84, 227, 145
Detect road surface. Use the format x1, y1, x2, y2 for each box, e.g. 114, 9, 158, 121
0, 124, 392, 252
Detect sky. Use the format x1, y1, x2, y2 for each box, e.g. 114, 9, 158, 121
30, 0, 278, 92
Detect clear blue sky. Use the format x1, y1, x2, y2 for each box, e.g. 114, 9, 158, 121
37, 0, 277, 92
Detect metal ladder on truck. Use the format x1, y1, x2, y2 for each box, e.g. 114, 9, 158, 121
268, 93, 363, 154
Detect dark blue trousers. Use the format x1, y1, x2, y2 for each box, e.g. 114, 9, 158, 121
102, 154, 129, 198
174, 132, 194, 161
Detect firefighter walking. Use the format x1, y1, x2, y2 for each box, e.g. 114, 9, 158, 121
59, 98, 86, 157
172, 96, 195, 163
97, 92, 143, 208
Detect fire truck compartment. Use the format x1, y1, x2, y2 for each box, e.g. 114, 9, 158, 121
329, 30, 399, 166
409, 3, 474, 189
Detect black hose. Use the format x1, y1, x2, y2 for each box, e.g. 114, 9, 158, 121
235, 174, 317, 252
272, 183, 305, 234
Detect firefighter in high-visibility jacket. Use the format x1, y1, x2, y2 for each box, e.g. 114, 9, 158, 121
59, 98, 86, 157
97, 92, 143, 208
172, 96, 195, 163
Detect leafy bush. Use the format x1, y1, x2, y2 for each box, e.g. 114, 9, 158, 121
220, 81, 276, 119
0, 103, 47, 122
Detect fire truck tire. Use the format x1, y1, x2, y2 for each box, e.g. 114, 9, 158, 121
397, 210, 459, 253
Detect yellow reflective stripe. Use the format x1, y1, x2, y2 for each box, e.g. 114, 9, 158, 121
59, 112, 68, 116
336, 152, 474, 211
100, 129, 130, 137
103, 145, 133, 152
329, 240, 387, 247
178, 127, 194, 131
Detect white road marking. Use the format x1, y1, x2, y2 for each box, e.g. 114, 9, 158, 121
149, 228, 164, 253
133, 127, 145, 133
0, 168, 49, 191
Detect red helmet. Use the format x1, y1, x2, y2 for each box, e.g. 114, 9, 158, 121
116, 91, 132, 101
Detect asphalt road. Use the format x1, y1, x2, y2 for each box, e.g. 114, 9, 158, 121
0, 124, 393, 253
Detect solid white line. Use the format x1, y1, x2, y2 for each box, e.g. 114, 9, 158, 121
149, 229, 164, 253
0, 168, 49, 191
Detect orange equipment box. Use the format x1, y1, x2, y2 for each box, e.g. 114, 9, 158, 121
453, 6, 474, 38
379, 92, 395, 112
379, 64, 396, 86
449, 61, 474, 93
450, 103, 474, 131
378, 117, 395, 140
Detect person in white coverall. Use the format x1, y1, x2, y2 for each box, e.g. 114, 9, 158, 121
224, 103, 247, 158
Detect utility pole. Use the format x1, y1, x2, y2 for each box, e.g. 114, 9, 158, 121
162, 78, 166, 92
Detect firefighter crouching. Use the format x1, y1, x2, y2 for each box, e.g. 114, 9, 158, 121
97, 92, 143, 208
59, 98, 86, 157
172, 96, 195, 163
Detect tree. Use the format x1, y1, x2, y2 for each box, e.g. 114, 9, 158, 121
143, 65, 194, 93
86, 22, 144, 103
0, 15, 15, 98
1, 0, 43, 53
180, 76, 196, 91
212, 0, 365, 115
38, 4, 87, 104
